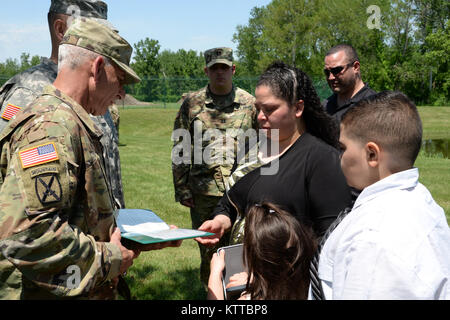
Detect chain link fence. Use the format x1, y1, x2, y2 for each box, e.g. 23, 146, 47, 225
125, 77, 333, 105
1, 75, 332, 104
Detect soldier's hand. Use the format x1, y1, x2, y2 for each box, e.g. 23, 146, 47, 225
110, 227, 140, 274
181, 198, 195, 208
195, 215, 231, 247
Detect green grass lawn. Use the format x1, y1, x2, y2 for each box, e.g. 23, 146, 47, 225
119, 104, 450, 300
119, 106, 205, 300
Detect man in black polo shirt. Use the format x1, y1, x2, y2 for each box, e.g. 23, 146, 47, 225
322, 44, 376, 122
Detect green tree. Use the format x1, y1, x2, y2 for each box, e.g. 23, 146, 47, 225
159, 49, 204, 77
130, 38, 161, 101
383, 0, 449, 104
414, 0, 450, 43
233, 0, 448, 105
158, 49, 205, 102
312, 0, 390, 88
129, 41, 209, 102
233, 6, 268, 75
0, 53, 40, 86
423, 20, 450, 105
233, 0, 389, 99
0, 58, 20, 80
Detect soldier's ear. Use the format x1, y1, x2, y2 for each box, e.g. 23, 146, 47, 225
92, 56, 106, 83
53, 17, 67, 43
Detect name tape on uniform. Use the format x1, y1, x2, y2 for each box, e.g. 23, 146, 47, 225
19, 142, 59, 169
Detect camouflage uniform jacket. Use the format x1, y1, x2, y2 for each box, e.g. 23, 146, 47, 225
172, 85, 257, 202
0, 58, 58, 133
0, 86, 122, 299
0, 58, 125, 209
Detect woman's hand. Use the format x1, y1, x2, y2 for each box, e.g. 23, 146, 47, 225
195, 215, 232, 247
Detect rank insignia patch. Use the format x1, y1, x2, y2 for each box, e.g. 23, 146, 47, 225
19, 142, 59, 169
35, 174, 62, 205
1, 103, 22, 121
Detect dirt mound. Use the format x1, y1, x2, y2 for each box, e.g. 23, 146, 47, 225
115, 94, 153, 106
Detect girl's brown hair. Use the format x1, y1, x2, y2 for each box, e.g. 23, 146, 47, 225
243, 202, 317, 300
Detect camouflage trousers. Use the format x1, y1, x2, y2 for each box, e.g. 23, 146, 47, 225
190, 194, 230, 290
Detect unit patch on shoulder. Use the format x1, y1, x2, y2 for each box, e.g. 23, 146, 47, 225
1, 103, 22, 121
19, 142, 59, 169
35, 174, 62, 205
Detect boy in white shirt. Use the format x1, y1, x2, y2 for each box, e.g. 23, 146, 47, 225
315, 91, 450, 299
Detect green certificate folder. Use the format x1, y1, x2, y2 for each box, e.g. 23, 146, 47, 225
116, 209, 214, 244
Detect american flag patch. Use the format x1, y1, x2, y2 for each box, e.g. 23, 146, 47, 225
19, 142, 59, 169
1, 103, 22, 121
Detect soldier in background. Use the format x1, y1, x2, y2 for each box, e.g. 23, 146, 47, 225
109, 102, 121, 140
172, 47, 257, 289
0, 18, 181, 300
0, 0, 126, 209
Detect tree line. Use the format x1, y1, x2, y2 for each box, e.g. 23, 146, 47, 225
127, 0, 449, 105
1, 0, 448, 105
0, 53, 41, 83
233, 0, 449, 106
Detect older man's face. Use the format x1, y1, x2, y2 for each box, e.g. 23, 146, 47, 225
90, 62, 125, 116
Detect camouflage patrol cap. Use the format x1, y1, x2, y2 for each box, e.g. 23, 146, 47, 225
49, 0, 117, 30
61, 18, 141, 84
49, 0, 108, 19
204, 47, 233, 68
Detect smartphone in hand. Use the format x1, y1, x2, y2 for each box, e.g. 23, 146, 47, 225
217, 243, 246, 300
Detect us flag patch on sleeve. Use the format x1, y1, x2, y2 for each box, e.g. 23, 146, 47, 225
1, 103, 22, 121
19, 142, 59, 169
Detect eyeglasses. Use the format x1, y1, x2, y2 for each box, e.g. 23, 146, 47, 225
324, 61, 355, 78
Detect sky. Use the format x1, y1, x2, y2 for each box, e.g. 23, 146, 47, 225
0, 0, 272, 63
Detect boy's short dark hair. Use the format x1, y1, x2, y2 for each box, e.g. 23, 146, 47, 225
341, 91, 423, 168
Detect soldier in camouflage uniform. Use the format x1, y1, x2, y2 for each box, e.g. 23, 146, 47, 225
0, 0, 125, 209
172, 47, 257, 288
109, 103, 121, 130
0, 18, 142, 300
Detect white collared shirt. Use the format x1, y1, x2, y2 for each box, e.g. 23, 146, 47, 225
316, 168, 450, 300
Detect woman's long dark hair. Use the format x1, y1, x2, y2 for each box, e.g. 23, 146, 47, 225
257, 61, 339, 148
243, 202, 317, 300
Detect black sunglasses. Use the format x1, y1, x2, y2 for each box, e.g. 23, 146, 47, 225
324, 61, 355, 77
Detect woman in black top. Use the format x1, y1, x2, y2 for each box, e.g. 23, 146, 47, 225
197, 61, 351, 247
